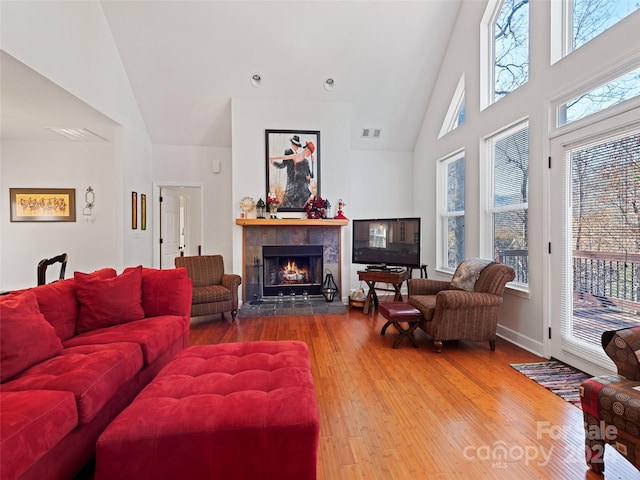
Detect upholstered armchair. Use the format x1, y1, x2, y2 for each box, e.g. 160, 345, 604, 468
174, 255, 242, 320
581, 327, 640, 474
408, 259, 515, 352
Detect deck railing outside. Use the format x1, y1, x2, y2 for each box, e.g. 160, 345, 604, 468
496, 249, 640, 315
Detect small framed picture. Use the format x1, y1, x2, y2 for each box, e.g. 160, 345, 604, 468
141, 194, 147, 230
132, 192, 138, 229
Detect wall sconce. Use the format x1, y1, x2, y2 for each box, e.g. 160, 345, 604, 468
321, 269, 339, 302
83, 186, 95, 222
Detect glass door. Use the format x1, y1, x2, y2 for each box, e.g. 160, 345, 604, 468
549, 119, 640, 374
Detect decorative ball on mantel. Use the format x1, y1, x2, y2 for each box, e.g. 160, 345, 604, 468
239, 196, 255, 219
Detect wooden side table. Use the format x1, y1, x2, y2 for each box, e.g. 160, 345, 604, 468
357, 268, 410, 314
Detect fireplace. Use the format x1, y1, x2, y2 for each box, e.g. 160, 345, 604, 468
262, 245, 323, 297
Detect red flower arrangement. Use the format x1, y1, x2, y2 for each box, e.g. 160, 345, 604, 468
305, 196, 327, 219
267, 192, 280, 206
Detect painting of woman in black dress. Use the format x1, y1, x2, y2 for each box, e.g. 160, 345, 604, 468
266, 130, 320, 211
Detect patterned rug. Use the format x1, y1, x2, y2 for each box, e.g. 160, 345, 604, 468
510, 360, 592, 408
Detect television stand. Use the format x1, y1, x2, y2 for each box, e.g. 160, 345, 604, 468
357, 268, 410, 314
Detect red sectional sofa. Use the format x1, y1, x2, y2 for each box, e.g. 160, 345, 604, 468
0, 266, 192, 480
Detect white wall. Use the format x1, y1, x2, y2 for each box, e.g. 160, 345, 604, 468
414, 1, 640, 356
1, 0, 154, 279
230, 97, 415, 302
1, 141, 117, 290
348, 149, 415, 288
152, 145, 232, 265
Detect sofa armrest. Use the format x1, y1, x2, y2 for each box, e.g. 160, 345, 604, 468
435, 290, 503, 309
408, 278, 450, 296
602, 327, 640, 380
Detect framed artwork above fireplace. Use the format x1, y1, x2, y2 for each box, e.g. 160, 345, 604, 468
266, 129, 320, 212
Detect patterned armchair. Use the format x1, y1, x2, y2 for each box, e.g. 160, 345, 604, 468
580, 327, 640, 474
407, 259, 515, 352
174, 255, 242, 320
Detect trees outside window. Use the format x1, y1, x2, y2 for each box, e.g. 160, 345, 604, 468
486, 122, 529, 285
493, 0, 529, 102
572, 0, 639, 52
558, 66, 640, 127
438, 152, 465, 270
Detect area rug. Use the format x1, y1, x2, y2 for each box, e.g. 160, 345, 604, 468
510, 360, 592, 408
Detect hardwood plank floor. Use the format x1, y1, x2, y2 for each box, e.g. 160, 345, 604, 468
190, 305, 640, 480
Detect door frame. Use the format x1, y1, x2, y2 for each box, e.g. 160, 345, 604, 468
545, 108, 640, 376
152, 182, 204, 269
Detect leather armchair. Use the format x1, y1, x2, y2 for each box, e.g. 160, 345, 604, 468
408, 261, 515, 352
174, 255, 242, 320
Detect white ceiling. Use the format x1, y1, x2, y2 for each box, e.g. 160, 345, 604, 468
1, 0, 462, 151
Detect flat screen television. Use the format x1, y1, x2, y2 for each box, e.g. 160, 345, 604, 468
351, 217, 421, 269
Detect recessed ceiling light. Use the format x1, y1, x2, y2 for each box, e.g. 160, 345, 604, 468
250, 74, 262, 87
324, 77, 335, 91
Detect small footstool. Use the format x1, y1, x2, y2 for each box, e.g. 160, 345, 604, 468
379, 302, 422, 349
96, 341, 320, 480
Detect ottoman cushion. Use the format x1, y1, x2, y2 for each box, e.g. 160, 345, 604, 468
96, 341, 319, 480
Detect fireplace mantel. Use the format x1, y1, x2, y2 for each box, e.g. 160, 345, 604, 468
236, 218, 348, 227
236, 218, 348, 303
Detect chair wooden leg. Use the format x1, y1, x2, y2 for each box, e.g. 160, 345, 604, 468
231, 309, 237, 321
489, 339, 496, 351
433, 340, 443, 353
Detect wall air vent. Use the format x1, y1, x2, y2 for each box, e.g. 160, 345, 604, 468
361, 128, 382, 139
46, 127, 108, 142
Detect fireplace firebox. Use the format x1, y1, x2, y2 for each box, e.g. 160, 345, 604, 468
263, 245, 323, 297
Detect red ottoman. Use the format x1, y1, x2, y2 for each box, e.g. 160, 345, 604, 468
379, 302, 422, 348
96, 341, 320, 480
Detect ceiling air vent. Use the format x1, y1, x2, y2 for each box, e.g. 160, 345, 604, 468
46, 127, 108, 142
361, 128, 381, 139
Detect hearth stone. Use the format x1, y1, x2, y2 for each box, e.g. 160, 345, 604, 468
237, 297, 346, 318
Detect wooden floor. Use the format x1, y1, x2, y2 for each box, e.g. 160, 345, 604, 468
186, 305, 640, 480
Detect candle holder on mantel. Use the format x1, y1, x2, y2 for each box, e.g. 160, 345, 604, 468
256, 198, 266, 219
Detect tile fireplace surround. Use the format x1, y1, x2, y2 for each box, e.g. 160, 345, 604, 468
235, 219, 348, 304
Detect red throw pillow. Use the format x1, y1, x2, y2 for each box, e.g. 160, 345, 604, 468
75, 266, 145, 334
124, 266, 192, 318
1, 291, 63, 382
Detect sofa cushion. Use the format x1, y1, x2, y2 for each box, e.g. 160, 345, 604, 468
124, 266, 192, 318
30, 278, 79, 341
32, 268, 117, 340
1, 292, 64, 382
64, 315, 187, 366
408, 295, 436, 322
1, 342, 143, 425
0, 390, 78, 480
75, 266, 144, 334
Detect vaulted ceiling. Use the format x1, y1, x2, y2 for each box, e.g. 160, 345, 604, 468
1, 1, 462, 151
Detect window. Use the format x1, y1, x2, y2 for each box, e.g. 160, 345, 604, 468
552, 0, 639, 62
557, 66, 640, 127
439, 75, 466, 138
438, 152, 465, 270
573, 0, 638, 52
482, 0, 529, 106
486, 121, 529, 286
